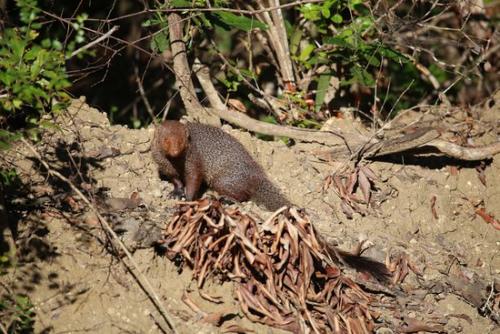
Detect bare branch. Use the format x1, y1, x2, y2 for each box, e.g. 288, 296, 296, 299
167, 13, 220, 126
134, 65, 156, 124
192, 59, 227, 111
427, 139, 500, 161
210, 106, 353, 146
100, 0, 323, 23
253, 0, 295, 89
194, 56, 500, 161
67, 25, 119, 59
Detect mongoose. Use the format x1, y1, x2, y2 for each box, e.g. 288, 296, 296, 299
151, 120, 291, 211
152, 120, 390, 281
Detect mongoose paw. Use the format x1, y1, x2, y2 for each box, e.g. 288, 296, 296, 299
219, 196, 237, 206
168, 188, 186, 200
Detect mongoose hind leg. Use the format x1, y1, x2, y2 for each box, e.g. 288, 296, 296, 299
211, 174, 254, 203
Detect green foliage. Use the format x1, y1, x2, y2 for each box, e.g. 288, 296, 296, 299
144, 2, 267, 54
210, 12, 267, 32
315, 73, 331, 112
0, 0, 71, 149
295, 0, 430, 114
0, 294, 35, 333
0, 168, 20, 187
143, 5, 170, 53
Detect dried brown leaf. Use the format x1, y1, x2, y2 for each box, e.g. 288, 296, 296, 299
430, 195, 438, 220
199, 291, 223, 304
163, 199, 387, 334
346, 170, 358, 195
181, 290, 204, 315
341, 200, 354, 219
360, 166, 378, 181
333, 174, 347, 197
475, 162, 487, 186
398, 318, 445, 333
222, 323, 254, 333
358, 169, 372, 204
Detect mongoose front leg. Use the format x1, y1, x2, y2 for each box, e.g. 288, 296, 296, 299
184, 155, 203, 201
151, 141, 185, 198
170, 178, 186, 199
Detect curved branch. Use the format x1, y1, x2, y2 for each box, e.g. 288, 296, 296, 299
426, 139, 500, 161
208, 106, 355, 146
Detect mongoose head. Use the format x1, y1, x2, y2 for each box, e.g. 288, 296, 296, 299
159, 121, 189, 158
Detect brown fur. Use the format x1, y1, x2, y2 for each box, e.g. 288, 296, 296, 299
152, 121, 291, 211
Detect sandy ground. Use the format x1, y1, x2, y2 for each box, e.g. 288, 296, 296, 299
1, 97, 499, 333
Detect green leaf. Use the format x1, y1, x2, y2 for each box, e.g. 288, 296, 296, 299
315, 73, 331, 112
39, 120, 58, 130
13, 99, 23, 109
378, 46, 409, 63
260, 115, 277, 124
331, 14, 343, 23
298, 44, 315, 62
75, 34, 85, 43
0, 140, 11, 150
301, 4, 321, 21
321, 7, 330, 18
10, 37, 26, 60
323, 36, 349, 48
363, 53, 380, 66
351, 66, 375, 86
51, 39, 62, 51
349, 0, 363, 5
213, 12, 267, 31
0, 129, 13, 138
151, 31, 169, 53
170, 0, 193, 7
290, 28, 303, 55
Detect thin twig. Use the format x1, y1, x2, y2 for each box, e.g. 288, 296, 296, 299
134, 65, 156, 124
67, 25, 119, 59
21, 138, 178, 334
0, 322, 8, 334
99, 0, 323, 23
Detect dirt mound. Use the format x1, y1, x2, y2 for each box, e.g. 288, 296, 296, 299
1, 97, 499, 333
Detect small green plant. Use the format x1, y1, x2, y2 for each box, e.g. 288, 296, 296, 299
0, 294, 35, 333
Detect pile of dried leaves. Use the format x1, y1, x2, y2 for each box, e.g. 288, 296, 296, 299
323, 166, 394, 219
160, 198, 388, 333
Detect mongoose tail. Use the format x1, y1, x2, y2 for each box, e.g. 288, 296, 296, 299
253, 177, 292, 211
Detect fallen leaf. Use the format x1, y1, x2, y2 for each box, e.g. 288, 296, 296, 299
475, 208, 500, 230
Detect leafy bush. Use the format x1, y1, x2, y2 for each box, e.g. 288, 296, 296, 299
0, 0, 71, 149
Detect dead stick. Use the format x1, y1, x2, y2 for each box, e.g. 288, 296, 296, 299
68, 25, 119, 59
21, 138, 178, 334
427, 139, 500, 161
